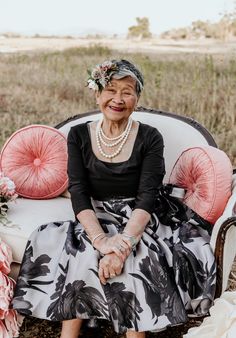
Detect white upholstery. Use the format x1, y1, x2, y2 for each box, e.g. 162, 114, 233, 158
58, 111, 211, 182
1, 197, 74, 263
210, 174, 236, 292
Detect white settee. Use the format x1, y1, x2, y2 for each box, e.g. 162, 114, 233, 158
1, 108, 236, 297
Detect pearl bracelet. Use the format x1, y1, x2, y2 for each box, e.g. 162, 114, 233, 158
91, 232, 106, 247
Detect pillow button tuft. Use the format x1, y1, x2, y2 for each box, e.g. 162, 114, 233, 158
33, 158, 41, 167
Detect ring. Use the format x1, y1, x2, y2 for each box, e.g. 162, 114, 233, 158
116, 245, 125, 252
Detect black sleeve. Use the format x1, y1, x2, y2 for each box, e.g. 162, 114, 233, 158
134, 127, 165, 214
67, 126, 93, 217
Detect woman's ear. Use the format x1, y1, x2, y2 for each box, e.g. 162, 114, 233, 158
135, 95, 140, 109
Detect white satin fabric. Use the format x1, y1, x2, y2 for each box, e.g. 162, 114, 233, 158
184, 291, 236, 338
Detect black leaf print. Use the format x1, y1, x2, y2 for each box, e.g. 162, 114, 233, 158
14, 241, 53, 294
64, 222, 86, 255
104, 282, 142, 333
131, 249, 187, 325
47, 264, 108, 321
173, 243, 211, 299
11, 294, 33, 316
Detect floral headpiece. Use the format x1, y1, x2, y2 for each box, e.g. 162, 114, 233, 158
87, 59, 144, 94
87, 61, 118, 91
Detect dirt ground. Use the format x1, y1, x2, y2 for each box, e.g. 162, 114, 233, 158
19, 316, 204, 338
1, 36, 236, 55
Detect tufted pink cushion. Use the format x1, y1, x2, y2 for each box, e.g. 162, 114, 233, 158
0, 125, 68, 199
169, 146, 232, 224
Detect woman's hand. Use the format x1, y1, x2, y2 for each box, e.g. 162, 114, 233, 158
94, 233, 132, 258
98, 253, 124, 285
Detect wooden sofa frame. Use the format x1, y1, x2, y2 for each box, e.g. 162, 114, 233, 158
1, 107, 235, 300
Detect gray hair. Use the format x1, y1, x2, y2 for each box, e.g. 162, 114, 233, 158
87, 59, 144, 95
111, 59, 144, 95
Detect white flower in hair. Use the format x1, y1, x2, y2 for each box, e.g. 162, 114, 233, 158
87, 79, 99, 91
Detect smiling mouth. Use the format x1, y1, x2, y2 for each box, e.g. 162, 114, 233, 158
109, 106, 124, 112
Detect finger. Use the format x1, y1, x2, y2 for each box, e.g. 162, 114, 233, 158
116, 242, 130, 252
114, 261, 123, 275
120, 244, 131, 257
103, 267, 110, 279
111, 250, 126, 263
112, 246, 124, 259
98, 267, 107, 285
116, 241, 131, 258
120, 240, 130, 250
114, 266, 123, 276
98, 274, 106, 285
122, 237, 133, 249
120, 252, 128, 263
109, 270, 116, 279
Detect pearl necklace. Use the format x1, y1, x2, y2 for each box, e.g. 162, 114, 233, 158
98, 118, 132, 148
96, 118, 133, 159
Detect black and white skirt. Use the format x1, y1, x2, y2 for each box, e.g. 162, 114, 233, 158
12, 188, 216, 334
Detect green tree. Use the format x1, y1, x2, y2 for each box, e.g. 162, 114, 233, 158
128, 17, 152, 39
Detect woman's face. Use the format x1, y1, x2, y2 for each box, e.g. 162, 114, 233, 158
96, 76, 139, 123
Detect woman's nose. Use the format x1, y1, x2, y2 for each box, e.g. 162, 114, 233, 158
112, 93, 124, 104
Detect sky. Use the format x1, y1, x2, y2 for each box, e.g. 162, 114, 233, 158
0, 0, 235, 36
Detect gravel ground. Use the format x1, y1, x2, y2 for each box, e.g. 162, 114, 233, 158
18, 259, 236, 338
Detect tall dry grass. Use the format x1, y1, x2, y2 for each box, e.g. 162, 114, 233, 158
0, 45, 235, 164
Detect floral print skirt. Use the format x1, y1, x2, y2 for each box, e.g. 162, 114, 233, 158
12, 189, 216, 334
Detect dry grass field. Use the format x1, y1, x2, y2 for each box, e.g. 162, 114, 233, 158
0, 38, 235, 337
0, 39, 236, 165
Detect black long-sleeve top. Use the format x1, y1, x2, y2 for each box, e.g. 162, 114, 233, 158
67, 122, 165, 217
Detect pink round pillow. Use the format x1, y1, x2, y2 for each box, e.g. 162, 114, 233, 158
169, 146, 232, 224
0, 125, 68, 199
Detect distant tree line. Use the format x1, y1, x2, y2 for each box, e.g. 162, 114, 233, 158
127, 4, 236, 40
127, 17, 152, 39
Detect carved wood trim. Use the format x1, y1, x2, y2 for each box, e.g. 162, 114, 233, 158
55, 107, 217, 147
214, 217, 236, 298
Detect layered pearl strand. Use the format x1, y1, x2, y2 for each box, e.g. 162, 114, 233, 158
96, 118, 133, 159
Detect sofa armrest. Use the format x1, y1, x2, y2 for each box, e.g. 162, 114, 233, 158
210, 173, 236, 297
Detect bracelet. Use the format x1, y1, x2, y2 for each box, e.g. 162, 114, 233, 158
122, 230, 135, 238
91, 232, 106, 247
122, 231, 137, 250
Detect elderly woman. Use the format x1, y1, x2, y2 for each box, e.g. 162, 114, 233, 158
13, 59, 216, 338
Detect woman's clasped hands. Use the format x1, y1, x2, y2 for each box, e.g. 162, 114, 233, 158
93, 233, 133, 284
